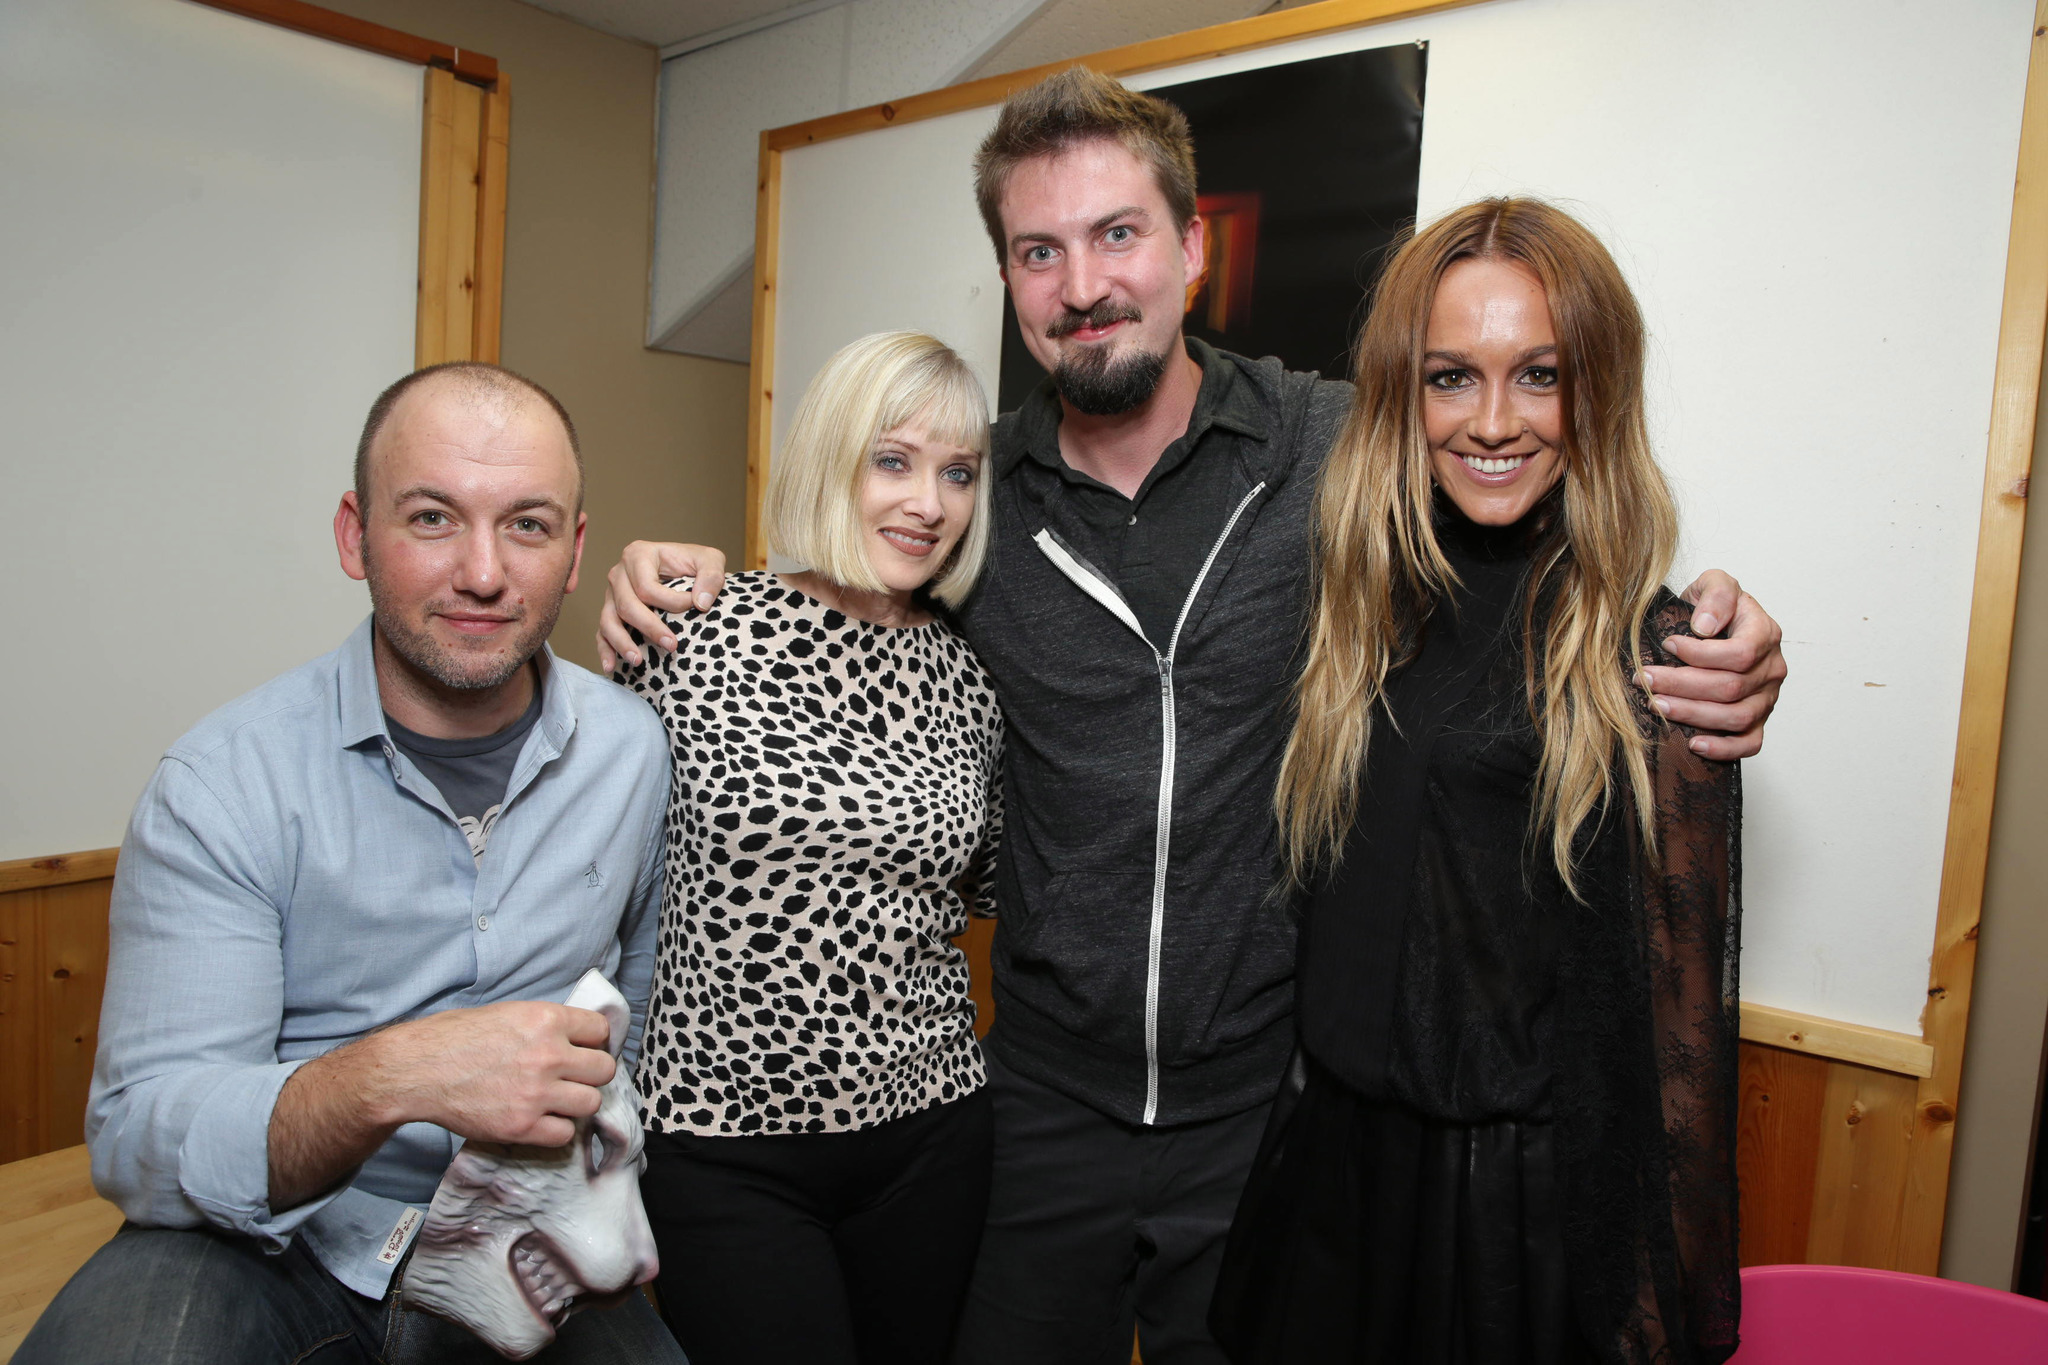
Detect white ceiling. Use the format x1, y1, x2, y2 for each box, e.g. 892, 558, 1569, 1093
520, 0, 841, 49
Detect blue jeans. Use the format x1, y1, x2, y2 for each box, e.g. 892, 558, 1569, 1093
15, 1223, 687, 1364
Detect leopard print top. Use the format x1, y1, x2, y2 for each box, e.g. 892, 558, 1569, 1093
618, 571, 1000, 1135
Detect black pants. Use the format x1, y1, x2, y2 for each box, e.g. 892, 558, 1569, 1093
951, 1052, 1272, 1365
641, 1087, 993, 1365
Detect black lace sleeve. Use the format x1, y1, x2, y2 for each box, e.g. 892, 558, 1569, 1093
1556, 594, 1742, 1365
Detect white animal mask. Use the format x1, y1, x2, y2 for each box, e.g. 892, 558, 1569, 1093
404, 970, 659, 1359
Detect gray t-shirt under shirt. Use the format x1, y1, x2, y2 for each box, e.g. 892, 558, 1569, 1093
385, 684, 542, 860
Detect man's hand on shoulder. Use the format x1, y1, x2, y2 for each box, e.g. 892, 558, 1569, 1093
1636, 568, 1787, 762
267, 1001, 615, 1212
597, 540, 730, 672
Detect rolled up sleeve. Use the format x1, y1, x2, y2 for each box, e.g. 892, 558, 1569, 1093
88, 758, 341, 1248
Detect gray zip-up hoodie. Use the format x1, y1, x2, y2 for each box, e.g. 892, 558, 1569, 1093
952, 344, 1351, 1126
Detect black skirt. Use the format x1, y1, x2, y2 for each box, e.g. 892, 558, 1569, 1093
1209, 1054, 1596, 1365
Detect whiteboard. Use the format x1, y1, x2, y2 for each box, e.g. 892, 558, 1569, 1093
0, 0, 421, 860
768, 0, 2037, 1035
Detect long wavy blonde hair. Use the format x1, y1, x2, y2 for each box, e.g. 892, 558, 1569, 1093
1276, 198, 1678, 894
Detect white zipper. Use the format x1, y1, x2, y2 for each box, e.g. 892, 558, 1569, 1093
1031, 480, 1267, 1124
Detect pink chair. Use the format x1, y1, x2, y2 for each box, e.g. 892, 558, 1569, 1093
1730, 1264, 2048, 1363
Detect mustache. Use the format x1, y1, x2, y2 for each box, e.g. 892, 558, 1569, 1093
1046, 301, 1142, 340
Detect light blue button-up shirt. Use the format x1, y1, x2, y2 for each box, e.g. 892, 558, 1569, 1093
87, 617, 669, 1298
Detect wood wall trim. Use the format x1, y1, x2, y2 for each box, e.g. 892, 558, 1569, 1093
472, 77, 512, 366
1, 878, 114, 1165
763, 0, 1491, 153
1893, 0, 2048, 1274
1739, 1001, 1935, 1079
416, 68, 487, 368
745, 133, 782, 571
0, 851, 116, 896
195, 0, 511, 373
190, 0, 499, 86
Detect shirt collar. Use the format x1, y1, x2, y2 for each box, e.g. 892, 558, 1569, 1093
336, 614, 574, 753
1006, 336, 1273, 483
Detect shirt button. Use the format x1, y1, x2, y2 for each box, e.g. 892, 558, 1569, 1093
476, 914, 490, 931
1128, 514, 1137, 525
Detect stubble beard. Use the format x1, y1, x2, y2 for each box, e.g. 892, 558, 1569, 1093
363, 546, 563, 694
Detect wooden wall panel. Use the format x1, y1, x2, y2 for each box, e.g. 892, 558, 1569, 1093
417, 66, 486, 368
1738, 1042, 1829, 1266
1806, 1059, 1921, 1268
1735, 1036, 1966, 1273
1894, 2, 2048, 1272
0, 878, 112, 1166
0, 893, 29, 1164
744, 135, 780, 570
192, 0, 499, 83
0, 870, 1991, 1278
472, 76, 511, 365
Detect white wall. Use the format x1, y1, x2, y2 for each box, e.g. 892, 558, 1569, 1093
649, 0, 1052, 359
774, 108, 1006, 462
0, 0, 421, 860
647, 0, 1280, 360
765, 0, 2037, 1036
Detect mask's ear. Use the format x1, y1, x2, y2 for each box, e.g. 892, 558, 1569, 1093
562, 969, 630, 1059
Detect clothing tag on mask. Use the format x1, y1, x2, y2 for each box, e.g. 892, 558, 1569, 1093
378, 1206, 423, 1265
402, 969, 658, 1360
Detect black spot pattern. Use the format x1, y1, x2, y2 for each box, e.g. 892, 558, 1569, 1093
617, 572, 1001, 1135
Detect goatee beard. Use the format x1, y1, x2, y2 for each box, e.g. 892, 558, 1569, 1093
1053, 344, 1169, 417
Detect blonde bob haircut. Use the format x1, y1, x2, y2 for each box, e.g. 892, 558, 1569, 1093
763, 331, 994, 608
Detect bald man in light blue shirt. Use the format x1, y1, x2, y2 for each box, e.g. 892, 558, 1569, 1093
19, 364, 686, 1365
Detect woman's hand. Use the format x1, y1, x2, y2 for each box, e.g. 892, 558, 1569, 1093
1637, 569, 1785, 761
595, 541, 729, 672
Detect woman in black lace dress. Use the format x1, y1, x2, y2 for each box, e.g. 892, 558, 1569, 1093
1211, 199, 1741, 1365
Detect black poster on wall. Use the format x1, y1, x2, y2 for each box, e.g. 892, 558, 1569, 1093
997, 41, 1428, 412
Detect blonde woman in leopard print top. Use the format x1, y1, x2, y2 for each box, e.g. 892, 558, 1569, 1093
616, 332, 1000, 1365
